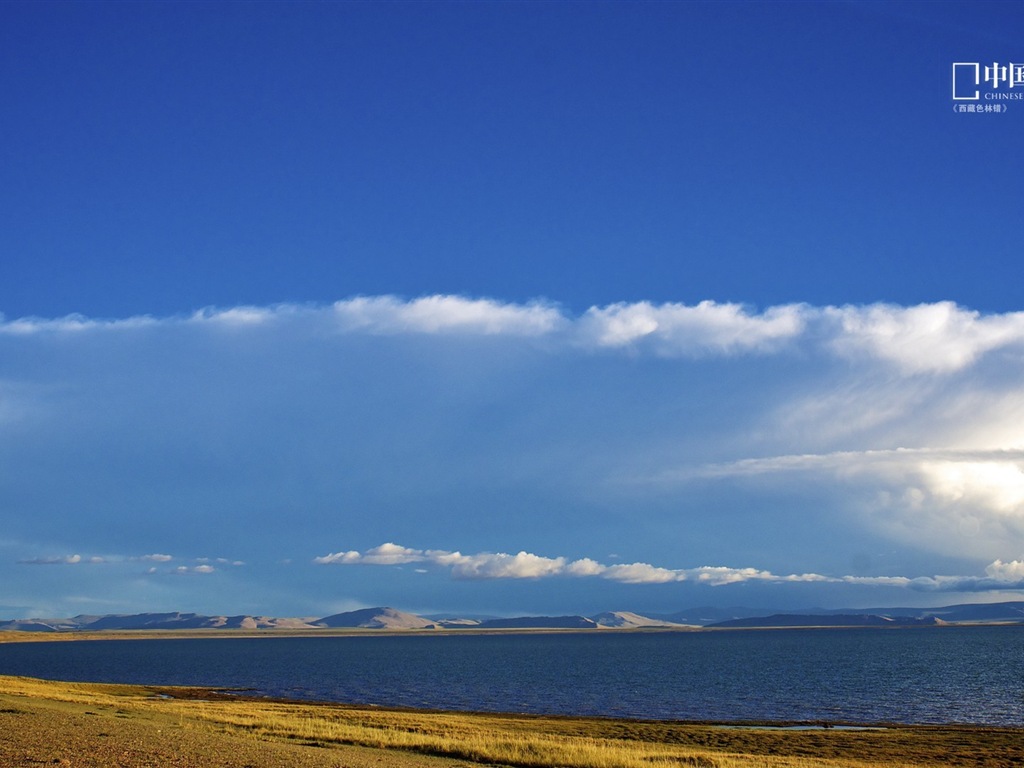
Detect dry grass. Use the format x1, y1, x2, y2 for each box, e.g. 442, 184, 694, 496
2, 675, 1022, 768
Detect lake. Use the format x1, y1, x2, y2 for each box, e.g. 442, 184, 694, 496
1, 626, 1022, 725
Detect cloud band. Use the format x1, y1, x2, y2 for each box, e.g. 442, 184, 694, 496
314, 542, 1024, 592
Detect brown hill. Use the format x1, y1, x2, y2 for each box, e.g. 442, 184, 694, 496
314, 607, 436, 629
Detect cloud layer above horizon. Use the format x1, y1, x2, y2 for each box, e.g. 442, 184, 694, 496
3, 295, 1024, 617
315, 542, 1024, 593
7, 295, 1024, 373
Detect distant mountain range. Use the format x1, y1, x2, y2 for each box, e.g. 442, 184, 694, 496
3, 601, 1023, 633
709, 613, 944, 628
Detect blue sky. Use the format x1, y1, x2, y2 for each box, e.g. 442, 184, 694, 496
3, 1, 1024, 619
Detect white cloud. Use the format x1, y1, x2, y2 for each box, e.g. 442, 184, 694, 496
441, 550, 567, 579
840, 575, 912, 587
986, 559, 1024, 580
363, 543, 429, 564
316, 544, 567, 578
601, 562, 681, 584
0, 313, 158, 336
313, 550, 363, 565
317, 544, 573, 580
577, 301, 806, 355
332, 295, 565, 336
314, 543, 426, 565
564, 558, 606, 577
691, 565, 823, 586
846, 564, 1024, 593
15, 554, 110, 565
315, 543, 831, 586
189, 305, 282, 327
17, 554, 83, 565
315, 542, 1024, 595
13, 551, 239, 575
826, 302, 1024, 374
6, 297, 1024, 374
171, 565, 216, 575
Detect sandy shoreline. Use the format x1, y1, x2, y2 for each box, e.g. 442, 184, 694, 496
0, 676, 462, 768
3, 622, 1005, 646
2, 673, 1023, 768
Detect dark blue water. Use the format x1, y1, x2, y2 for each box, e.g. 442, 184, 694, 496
2, 626, 1023, 725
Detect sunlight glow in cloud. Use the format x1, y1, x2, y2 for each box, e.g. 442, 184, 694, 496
656, 448, 1024, 561
914, 460, 1024, 515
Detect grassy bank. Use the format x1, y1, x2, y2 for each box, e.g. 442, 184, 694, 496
1, 675, 1022, 767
